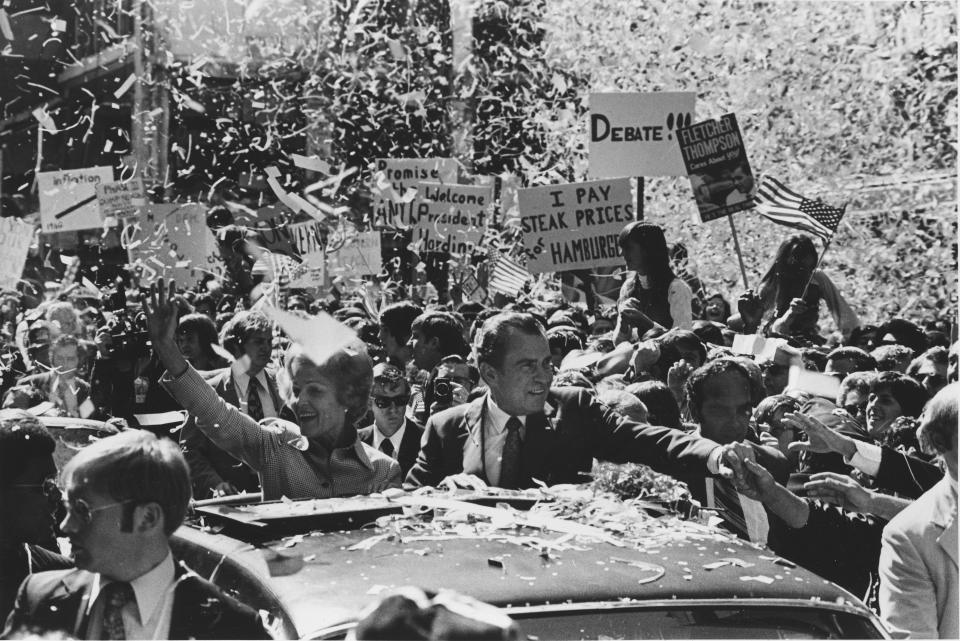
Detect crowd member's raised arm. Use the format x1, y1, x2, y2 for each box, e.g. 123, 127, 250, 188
142, 282, 270, 471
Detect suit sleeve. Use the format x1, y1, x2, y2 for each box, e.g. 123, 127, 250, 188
403, 417, 444, 489
769, 500, 884, 597
583, 389, 720, 477
879, 520, 939, 638
2, 574, 35, 639
875, 447, 943, 499
161, 365, 269, 472
179, 415, 226, 498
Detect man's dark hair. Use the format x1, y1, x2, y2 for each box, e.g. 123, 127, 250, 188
826, 346, 877, 373
906, 346, 949, 378
475, 312, 545, 369
870, 371, 929, 419
657, 329, 707, 369
0, 410, 55, 486
547, 326, 584, 355
51, 334, 79, 352
837, 370, 876, 407
410, 311, 469, 359
178, 313, 222, 357
877, 318, 927, 355
379, 301, 423, 345
624, 380, 682, 430
205, 205, 234, 230
686, 357, 765, 423
691, 320, 725, 346
871, 344, 915, 372
220, 310, 272, 356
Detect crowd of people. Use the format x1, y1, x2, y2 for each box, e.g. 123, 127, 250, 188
0, 215, 956, 639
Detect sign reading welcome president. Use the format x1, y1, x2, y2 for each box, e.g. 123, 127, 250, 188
518, 178, 633, 274
588, 92, 696, 178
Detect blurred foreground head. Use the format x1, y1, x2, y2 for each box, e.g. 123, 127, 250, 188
351, 587, 521, 641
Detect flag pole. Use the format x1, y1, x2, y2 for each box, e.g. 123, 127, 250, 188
800, 203, 847, 298
727, 215, 749, 289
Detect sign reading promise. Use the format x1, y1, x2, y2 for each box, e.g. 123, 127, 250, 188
518, 178, 633, 274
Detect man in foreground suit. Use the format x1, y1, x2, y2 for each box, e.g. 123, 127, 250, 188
358, 363, 424, 478
879, 382, 958, 639
405, 312, 753, 490
2, 430, 271, 640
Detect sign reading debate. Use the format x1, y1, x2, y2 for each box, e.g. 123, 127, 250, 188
588, 92, 696, 178
518, 178, 633, 274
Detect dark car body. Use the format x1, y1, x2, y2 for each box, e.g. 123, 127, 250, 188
171, 491, 889, 639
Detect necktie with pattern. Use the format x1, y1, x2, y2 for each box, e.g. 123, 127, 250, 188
100, 581, 134, 640
499, 416, 523, 489
247, 377, 264, 422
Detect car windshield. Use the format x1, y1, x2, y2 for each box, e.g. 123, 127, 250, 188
513, 605, 885, 639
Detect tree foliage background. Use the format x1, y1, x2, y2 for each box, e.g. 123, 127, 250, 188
159, 0, 957, 327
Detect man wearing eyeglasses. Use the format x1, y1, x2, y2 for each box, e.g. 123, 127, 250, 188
0, 410, 72, 624
3, 430, 271, 640
358, 363, 424, 478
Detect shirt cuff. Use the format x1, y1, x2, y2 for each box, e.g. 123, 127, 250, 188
844, 439, 882, 477
707, 446, 724, 475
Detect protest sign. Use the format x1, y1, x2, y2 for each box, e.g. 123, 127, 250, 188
518, 178, 633, 274
287, 220, 325, 257
38, 166, 114, 232
0, 217, 34, 291
124, 203, 220, 285
286, 252, 326, 290
96, 179, 145, 219
370, 158, 458, 229
588, 93, 696, 178
326, 230, 382, 277
412, 182, 492, 255
678, 113, 755, 223
244, 204, 302, 260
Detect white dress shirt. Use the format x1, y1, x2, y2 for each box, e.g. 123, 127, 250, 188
86, 551, 176, 640
231, 360, 277, 419
463, 397, 527, 486
372, 422, 406, 456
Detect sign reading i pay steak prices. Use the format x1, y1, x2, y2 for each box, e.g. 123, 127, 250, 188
518, 178, 634, 274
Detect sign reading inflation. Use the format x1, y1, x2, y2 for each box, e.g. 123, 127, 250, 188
518, 178, 633, 274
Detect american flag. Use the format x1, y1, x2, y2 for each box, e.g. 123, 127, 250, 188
487, 246, 531, 297
754, 176, 846, 241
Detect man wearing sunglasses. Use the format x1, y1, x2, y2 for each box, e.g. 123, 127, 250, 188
358, 363, 424, 478
0, 410, 72, 624
3, 430, 271, 640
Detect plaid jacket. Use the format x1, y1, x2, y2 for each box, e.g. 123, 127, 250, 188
162, 365, 401, 500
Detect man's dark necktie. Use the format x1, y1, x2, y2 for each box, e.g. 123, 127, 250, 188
380, 438, 395, 458
247, 377, 264, 422
499, 416, 523, 489
101, 581, 134, 640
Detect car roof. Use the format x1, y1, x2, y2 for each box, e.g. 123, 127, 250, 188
176, 492, 873, 637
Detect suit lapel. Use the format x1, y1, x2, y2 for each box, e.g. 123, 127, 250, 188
931, 478, 959, 567
461, 396, 487, 481
221, 370, 240, 408
169, 562, 224, 640
45, 570, 95, 637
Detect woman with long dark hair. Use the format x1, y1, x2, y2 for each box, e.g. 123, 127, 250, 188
613, 222, 693, 342
753, 234, 858, 342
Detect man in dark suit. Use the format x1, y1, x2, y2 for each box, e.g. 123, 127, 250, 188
358, 363, 424, 478
680, 357, 789, 543
0, 410, 72, 623
405, 313, 755, 491
180, 311, 281, 498
2, 430, 271, 640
